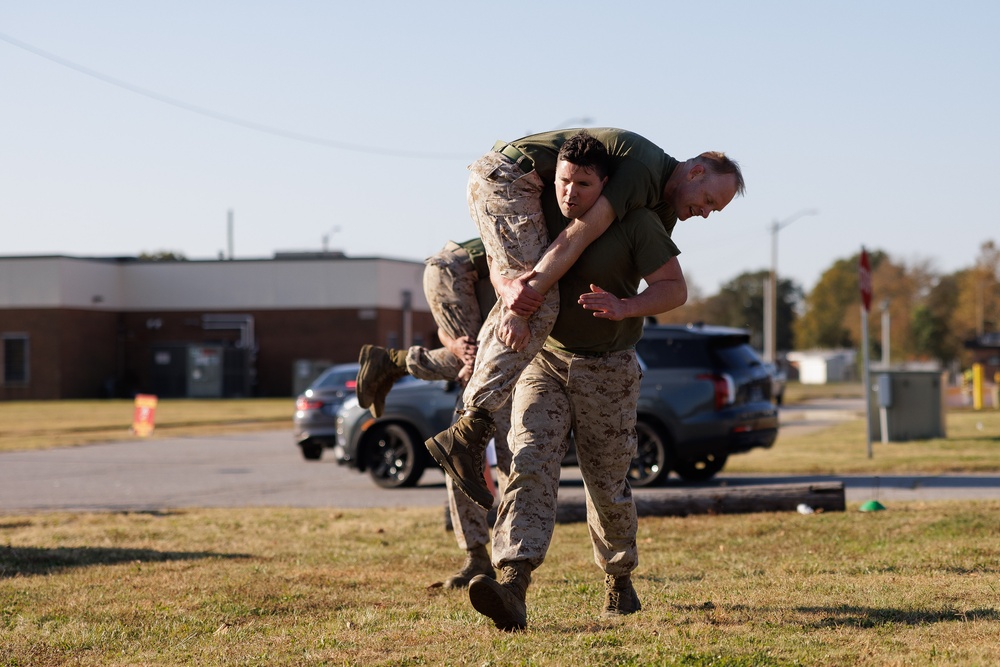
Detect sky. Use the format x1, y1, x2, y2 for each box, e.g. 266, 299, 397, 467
2, 1, 998, 297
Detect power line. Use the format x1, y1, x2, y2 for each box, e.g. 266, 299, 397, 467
0, 31, 470, 160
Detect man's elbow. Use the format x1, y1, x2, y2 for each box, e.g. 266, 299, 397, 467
673, 280, 688, 309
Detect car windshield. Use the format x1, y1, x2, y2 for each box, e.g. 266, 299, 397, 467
312, 368, 358, 390
637, 333, 764, 372
636, 338, 712, 369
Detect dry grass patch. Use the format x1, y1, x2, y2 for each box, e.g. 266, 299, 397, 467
0, 399, 292, 453
728, 408, 1000, 475
2, 504, 999, 666
783, 381, 865, 403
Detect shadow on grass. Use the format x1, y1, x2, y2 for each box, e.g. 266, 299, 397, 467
952, 434, 1000, 443
0, 545, 251, 578
710, 474, 1000, 492
666, 602, 1000, 628
798, 604, 1000, 627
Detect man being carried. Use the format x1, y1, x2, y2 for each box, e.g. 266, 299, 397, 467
355, 238, 506, 588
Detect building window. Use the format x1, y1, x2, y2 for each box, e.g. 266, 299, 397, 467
2, 335, 29, 385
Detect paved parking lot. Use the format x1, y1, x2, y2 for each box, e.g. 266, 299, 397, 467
2, 413, 998, 514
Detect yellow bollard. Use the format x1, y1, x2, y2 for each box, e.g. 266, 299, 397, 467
972, 363, 984, 410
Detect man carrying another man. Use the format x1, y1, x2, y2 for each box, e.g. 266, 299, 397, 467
355, 134, 613, 588
360, 128, 745, 627
427, 128, 745, 517
452, 129, 745, 629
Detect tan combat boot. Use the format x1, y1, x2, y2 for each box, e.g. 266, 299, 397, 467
468, 561, 531, 631
602, 573, 642, 617
424, 407, 494, 510
443, 544, 495, 589
356, 345, 408, 418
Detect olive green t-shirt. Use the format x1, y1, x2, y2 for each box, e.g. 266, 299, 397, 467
507, 128, 680, 224
447, 237, 495, 318
541, 196, 680, 354
455, 237, 489, 281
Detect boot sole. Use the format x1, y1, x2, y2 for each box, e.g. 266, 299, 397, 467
425, 436, 494, 510
469, 576, 526, 631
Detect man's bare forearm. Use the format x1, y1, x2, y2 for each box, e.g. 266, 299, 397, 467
618, 276, 688, 318
622, 257, 688, 317
527, 196, 616, 295
577, 257, 688, 321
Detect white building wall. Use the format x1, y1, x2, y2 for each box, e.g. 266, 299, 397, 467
796, 358, 829, 385
0, 256, 430, 312
787, 350, 858, 385
0, 257, 123, 308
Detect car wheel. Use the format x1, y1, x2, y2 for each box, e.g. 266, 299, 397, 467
299, 440, 323, 461
674, 453, 728, 482
628, 419, 671, 488
365, 423, 426, 488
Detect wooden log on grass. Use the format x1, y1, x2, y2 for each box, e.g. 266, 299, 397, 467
555, 482, 845, 523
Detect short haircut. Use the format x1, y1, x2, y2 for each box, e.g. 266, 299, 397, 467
557, 131, 611, 179
696, 152, 746, 196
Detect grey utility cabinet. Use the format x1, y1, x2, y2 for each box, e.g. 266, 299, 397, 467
868, 369, 946, 442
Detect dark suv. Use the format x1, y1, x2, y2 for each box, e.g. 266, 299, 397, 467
333, 323, 778, 488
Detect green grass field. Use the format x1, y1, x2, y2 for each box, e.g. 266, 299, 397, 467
2, 386, 998, 665
2, 504, 999, 666
0, 398, 292, 453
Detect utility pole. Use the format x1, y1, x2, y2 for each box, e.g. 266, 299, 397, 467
764, 209, 817, 363
227, 209, 234, 260
322, 226, 341, 254
880, 299, 891, 367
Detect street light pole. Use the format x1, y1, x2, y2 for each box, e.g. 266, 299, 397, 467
881, 298, 891, 367
322, 226, 341, 254
764, 209, 818, 363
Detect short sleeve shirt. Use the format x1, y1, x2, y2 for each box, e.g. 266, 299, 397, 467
541, 196, 680, 354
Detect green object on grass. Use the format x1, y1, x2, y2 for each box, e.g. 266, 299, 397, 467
860, 500, 887, 512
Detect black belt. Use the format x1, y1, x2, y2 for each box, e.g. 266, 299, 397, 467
492, 140, 534, 172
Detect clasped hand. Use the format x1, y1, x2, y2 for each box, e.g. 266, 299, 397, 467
494, 270, 544, 318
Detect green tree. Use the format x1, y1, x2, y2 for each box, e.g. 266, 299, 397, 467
866, 255, 934, 364
911, 273, 961, 364
793, 251, 888, 349
659, 270, 802, 352
947, 241, 1000, 365
138, 251, 187, 261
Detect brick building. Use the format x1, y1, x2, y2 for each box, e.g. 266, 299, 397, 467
965, 332, 1000, 381
0, 254, 436, 399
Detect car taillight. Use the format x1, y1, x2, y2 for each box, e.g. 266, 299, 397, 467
296, 397, 324, 411
345, 379, 357, 390
696, 373, 735, 410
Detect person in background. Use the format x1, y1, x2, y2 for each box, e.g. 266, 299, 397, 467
355, 238, 508, 588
